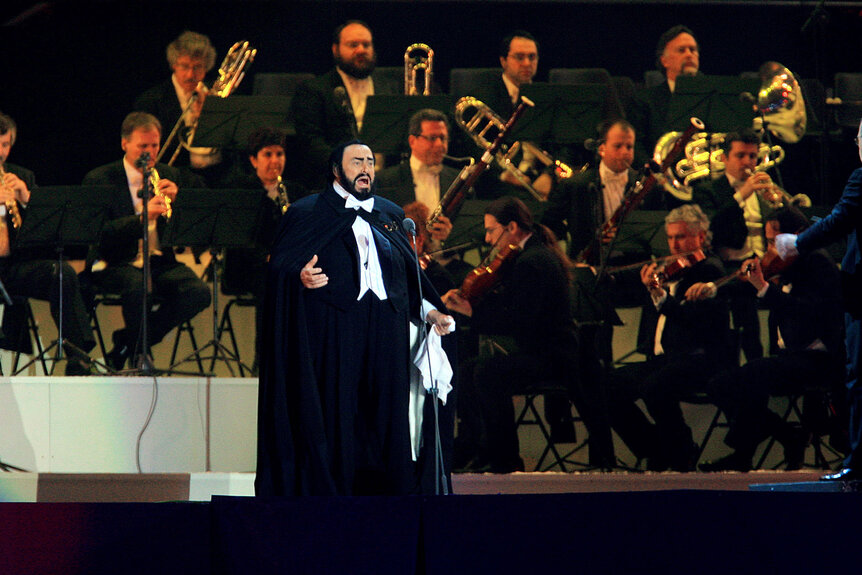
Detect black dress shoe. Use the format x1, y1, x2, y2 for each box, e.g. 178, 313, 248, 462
64, 359, 97, 376
105, 345, 130, 372
820, 467, 862, 481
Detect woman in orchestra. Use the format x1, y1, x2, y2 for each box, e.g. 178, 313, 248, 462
443, 196, 614, 472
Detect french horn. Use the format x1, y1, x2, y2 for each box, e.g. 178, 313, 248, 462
653, 61, 806, 202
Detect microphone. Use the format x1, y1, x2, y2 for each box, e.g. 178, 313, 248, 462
135, 151, 151, 171
403, 216, 417, 237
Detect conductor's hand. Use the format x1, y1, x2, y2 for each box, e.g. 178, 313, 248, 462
300, 255, 328, 289
156, 178, 179, 202
428, 214, 453, 242
684, 281, 717, 301
426, 309, 455, 336
147, 195, 169, 220
441, 289, 472, 317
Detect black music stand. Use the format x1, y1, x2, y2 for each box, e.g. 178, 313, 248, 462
162, 188, 262, 375
362, 95, 454, 155
667, 75, 760, 133
193, 95, 293, 147
518, 83, 606, 145
12, 186, 113, 375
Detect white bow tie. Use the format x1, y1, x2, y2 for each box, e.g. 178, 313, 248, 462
345, 194, 374, 213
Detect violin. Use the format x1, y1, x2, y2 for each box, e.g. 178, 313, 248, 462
649, 249, 705, 288
712, 250, 797, 290
459, 242, 521, 305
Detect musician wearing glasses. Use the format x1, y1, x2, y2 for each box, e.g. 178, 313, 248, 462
223, 127, 305, 375
256, 140, 455, 496
700, 207, 843, 472
376, 108, 455, 243
134, 31, 220, 174
629, 25, 700, 165
692, 129, 772, 363
0, 112, 96, 375
82, 112, 211, 371
290, 20, 399, 189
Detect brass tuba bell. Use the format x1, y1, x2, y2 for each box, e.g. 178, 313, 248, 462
404, 43, 434, 96
756, 61, 807, 144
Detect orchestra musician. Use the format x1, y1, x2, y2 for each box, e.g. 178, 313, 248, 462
628, 24, 700, 165
0, 112, 96, 375
607, 204, 732, 471
700, 207, 843, 472
222, 127, 304, 375
776, 117, 862, 481
82, 112, 211, 371
443, 197, 615, 472
134, 31, 232, 184
290, 20, 399, 189
692, 128, 771, 362
376, 108, 455, 243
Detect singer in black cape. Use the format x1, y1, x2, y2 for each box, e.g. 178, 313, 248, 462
255, 171, 456, 496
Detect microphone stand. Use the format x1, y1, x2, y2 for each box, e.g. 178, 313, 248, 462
404, 217, 448, 496
134, 152, 157, 374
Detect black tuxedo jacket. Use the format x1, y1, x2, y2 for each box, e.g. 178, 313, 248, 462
542, 166, 662, 261
82, 160, 202, 265
375, 161, 459, 209
639, 254, 731, 364
692, 175, 771, 257
290, 68, 399, 187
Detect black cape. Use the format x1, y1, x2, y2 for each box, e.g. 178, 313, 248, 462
255, 185, 455, 496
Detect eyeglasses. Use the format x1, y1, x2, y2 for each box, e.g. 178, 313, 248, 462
415, 134, 448, 143
507, 53, 538, 62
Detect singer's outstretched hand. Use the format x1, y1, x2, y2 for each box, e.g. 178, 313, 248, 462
300, 255, 328, 289
426, 309, 455, 335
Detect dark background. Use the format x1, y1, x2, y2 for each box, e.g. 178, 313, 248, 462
3, 0, 862, 200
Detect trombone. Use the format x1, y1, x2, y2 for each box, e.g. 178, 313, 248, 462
158, 40, 257, 166
404, 43, 433, 96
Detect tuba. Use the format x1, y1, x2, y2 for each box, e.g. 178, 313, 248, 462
404, 43, 434, 96
158, 41, 257, 165
653, 62, 806, 202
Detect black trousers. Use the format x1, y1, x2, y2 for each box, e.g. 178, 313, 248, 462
1, 258, 95, 353
96, 257, 210, 354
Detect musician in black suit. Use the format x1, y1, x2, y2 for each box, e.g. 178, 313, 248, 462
0, 112, 95, 375
134, 31, 232, 183
82, 112, 211, 370
376, 109, 456, 242
255, 140, 456, 495
776, 118, 862, 481
443, 197, 615, 472
701, 207, 843, 471
628, 25, 700, 165
693, 129, 773, 362
290, 20, 399, 189
608, 204, 732, 471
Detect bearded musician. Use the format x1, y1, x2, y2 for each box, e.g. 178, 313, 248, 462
607, 204, 732, 471
443, 197, 614, 472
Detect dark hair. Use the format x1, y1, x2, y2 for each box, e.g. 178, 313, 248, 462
485, 196, 534, 230
329, 138, 369, 181
121, 112, 162, 139
655, 24, 697, 73
722, 128, 760, 152
166, 30, 216, 72
408, 109, 449, 136
499, 30, 539, 59
332, 20, 373, 45
247, 127, 286, 157
768, 206, 810, 235
0, 111, 17, 146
